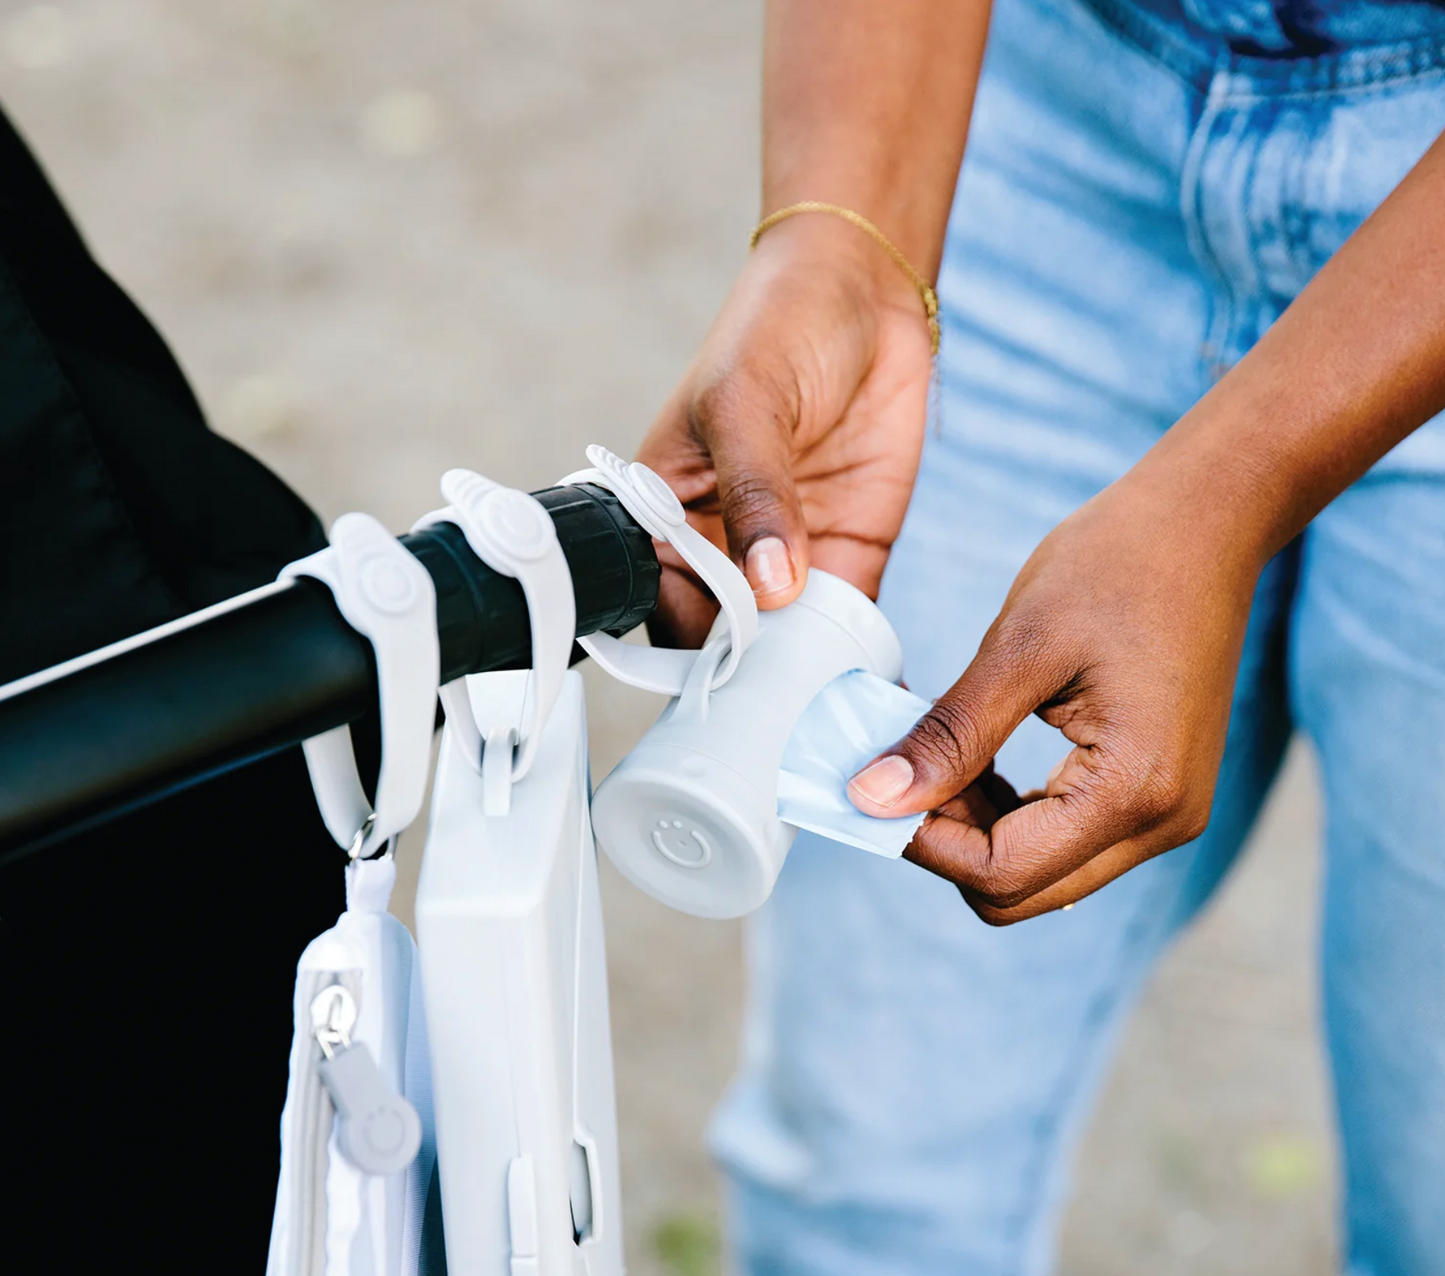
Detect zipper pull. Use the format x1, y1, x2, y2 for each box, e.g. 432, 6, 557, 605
310, 984, 422, 1176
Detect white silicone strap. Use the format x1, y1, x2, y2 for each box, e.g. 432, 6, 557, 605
413, 469, 575, 783
280, 513, 440, 860
561, 444, 757, 697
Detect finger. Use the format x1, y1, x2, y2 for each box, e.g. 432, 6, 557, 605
636, 388, 733, 646
688, 367, 810, 608
636, 382, 721, 511
926, 760, 1023, 828
976, 760, 1026, 819
929, 783, 1001, 832
848, 632, 1068, 816
901, 762, 1023, 883
907, 740, 1208, 909
961, 838, 1159, 924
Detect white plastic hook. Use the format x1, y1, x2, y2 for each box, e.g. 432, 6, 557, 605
560, 445, 758, 697
413, 469, 575, 799
280, 512, 440, 861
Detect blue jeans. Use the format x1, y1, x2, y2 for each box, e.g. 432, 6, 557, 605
711, 0, 1445, 1271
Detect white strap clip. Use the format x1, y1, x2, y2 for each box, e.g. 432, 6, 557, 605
561, 445, 757, 697
413, 469, 576, 811
280, 513, 440, 861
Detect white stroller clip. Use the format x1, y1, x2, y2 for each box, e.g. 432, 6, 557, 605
281, 512, 441, 860
413, 469, 574, 815
560, 444, 758, 695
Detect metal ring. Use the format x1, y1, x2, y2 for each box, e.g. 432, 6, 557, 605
347, 811, 378, 861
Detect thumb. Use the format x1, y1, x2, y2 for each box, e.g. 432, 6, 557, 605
848, 637, 1061, 816
692, 374, 810, 607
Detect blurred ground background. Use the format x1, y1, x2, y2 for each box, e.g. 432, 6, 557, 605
0, 1, 1337, 1270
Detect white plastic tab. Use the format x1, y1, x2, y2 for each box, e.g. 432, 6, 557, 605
561, 444, 758, 697
281, 512, 440, 860
507, 1155, 540, 1259
415, 470, 576, 791
569, 1131, 602, 1244
319, 1040, 424, 1175
482, 724, 518, 818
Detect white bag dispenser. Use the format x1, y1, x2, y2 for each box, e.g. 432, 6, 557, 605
591, 568, 903, 919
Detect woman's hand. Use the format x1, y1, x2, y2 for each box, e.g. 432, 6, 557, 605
847, 127, 1445, 923
638, 214, 935, 646
635, 0, 989, 640
848, 463, 1267, 924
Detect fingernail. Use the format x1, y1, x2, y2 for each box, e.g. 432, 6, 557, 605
849, 755, 915, 809
746, 537, 795, 596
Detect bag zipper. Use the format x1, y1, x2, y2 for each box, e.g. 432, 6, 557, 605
281, 971, 361, 1276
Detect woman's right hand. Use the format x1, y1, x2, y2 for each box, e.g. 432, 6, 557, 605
636, 212, 936, 647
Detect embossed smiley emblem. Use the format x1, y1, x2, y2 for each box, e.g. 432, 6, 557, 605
651, 817, 712, 868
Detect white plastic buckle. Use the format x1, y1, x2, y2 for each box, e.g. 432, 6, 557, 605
413, 469, 576, 809
280, 513, 441, 861
560, 444, 757, 697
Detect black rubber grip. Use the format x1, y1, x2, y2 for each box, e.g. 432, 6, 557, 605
0, 483, 658, 861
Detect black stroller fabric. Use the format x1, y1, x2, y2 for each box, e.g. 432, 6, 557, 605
0, 106, 355, 1268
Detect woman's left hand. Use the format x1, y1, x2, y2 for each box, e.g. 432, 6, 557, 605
846, 464, 1265, 924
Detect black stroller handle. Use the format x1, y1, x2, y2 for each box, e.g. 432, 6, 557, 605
0, 483, 659, 861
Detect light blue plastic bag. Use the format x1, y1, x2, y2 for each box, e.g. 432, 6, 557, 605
777, 669, 930, 858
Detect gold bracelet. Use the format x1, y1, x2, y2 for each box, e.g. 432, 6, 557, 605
749, 201, 940, 355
